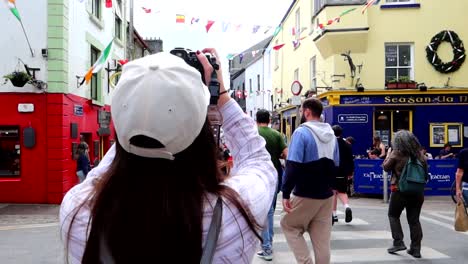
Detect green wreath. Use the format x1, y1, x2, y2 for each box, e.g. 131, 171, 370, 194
426, 30, 465, 73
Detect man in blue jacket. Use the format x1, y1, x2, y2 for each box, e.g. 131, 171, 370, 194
280, 98, 339, 264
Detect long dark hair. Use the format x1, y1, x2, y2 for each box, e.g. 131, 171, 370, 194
66, 119, 261, 263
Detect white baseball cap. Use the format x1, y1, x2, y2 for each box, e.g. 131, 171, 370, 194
111, 52, 210, 160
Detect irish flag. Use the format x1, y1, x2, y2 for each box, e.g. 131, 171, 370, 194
5, 0, 21, 21
83, 39, 114, 85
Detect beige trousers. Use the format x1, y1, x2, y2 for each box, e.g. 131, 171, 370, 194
280, 196, 333, 264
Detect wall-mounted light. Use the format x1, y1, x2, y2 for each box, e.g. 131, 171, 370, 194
418, 82, 427, 92
356, 83, 365, 92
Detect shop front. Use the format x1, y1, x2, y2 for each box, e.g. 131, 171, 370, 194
0, 93, 114, 204
319, 89, 468, 196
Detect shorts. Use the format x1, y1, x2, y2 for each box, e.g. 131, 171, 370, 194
333, 176, 348, 193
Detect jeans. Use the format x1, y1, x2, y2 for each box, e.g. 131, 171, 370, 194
261, 192, 277, 253
388, 191, 424, 251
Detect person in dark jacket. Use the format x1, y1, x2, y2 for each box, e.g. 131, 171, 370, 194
383, 130, 427, 259
76, 143, 90, 183
331, 125, 354, 224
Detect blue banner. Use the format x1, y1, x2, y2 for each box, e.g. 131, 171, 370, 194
354, 159, 457, 196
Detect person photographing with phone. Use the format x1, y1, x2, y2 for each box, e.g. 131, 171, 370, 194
60, 49, 277, 263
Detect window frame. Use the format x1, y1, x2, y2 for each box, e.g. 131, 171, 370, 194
257, 74, 261, 91
384, 43, 414, 82
295, 8, 301, 40
90, 45, 100, 101
274, 40, 279, 70
91, 0, 101, 19
385, 0, 415, 4
310, 56, 317, 92
115, 15, 122, 40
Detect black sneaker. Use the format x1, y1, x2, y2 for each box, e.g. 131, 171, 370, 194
332, 215, 338, 225
256, 250, 273, 261
345, 207, 353, 223
407, 249, 421, 258
387, 244, 407, 254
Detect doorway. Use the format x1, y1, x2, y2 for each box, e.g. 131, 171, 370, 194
374, 109, 412, 146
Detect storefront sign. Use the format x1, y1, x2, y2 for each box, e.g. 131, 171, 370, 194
341, 94, 468, 105
354, 159, 457, 196
74, 105, 83, 116
338, 114, 368, 123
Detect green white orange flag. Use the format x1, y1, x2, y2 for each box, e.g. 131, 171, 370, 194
5, 0, 21, 21
83, 39, 114, 85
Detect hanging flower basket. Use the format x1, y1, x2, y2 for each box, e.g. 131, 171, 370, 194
3, 71, 32, 87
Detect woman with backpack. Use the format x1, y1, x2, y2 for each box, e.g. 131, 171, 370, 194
383, 130, 428, 259
60, 49, 276, 263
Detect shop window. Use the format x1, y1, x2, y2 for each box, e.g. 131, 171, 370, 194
0, 126, 20, 177
375, 110, 412, 147
249, 79, 252, 93
429, 123, 463, 148
385, 43, 413, 82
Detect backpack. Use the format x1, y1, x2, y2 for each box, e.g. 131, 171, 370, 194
398, 156, 428, 194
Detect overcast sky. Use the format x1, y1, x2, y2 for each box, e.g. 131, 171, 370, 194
133, 0, 292, 76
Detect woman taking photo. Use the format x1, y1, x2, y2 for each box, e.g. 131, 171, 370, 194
383, 130, 427, 259
60, 49, 276, 263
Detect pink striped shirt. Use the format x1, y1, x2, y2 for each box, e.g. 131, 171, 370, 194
60, 99, 277, 263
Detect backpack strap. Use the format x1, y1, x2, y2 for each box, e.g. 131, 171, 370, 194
200, 197, 223, 264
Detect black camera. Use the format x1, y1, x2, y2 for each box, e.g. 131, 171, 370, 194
170, 48, 218, 84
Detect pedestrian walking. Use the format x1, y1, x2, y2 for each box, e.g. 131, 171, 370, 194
255, 109, 288, 261
60, 49, 277, 263
331, 125, 354, 225
383, 130, 427, 258
75, 143, 90, 183
280, 98, 340, 264
455, 147, 468, 205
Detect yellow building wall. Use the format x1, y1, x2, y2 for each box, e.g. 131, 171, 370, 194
272, 0, 468, 108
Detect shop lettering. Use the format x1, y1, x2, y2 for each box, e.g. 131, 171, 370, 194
363, 172, 389, 182
460, 95, 468, 103
429, 173, 451, 182
384, 96, 455, 104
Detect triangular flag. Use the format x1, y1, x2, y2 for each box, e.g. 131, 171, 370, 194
5, 0, 21, 22
291, 27, 296, 36
206, 20, 215, 32
252, 25, 260, 34
142, 7, 151, 13
235, 24, 242, 32
222, 22, 230, 32
273, 44, 285, 51
273, 26, 281, 37
105, 0, 112, 8
252, 50, 257, 57
239, 53, 244, 64
118, 59, 129, 66
264, 26, 272, 34
327, 19, 334, 25
227, 54, 235, 60
176, 14, 185, 23
82, 39, 114, 85
191, 17, 200, 24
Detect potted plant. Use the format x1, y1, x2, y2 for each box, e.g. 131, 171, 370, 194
385, 76, 417, 89
3, 71, 32, 87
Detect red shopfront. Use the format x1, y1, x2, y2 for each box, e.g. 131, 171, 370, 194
0, 93, 114, 204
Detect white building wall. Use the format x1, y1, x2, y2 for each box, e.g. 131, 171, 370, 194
263, 49, 273, 111
245, 59, 264, 119
68, 0, 126, 104
0, 0, 48, 93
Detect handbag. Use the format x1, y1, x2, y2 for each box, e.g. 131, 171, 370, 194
200, 197, 223, 264
454, 198, 468, 232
